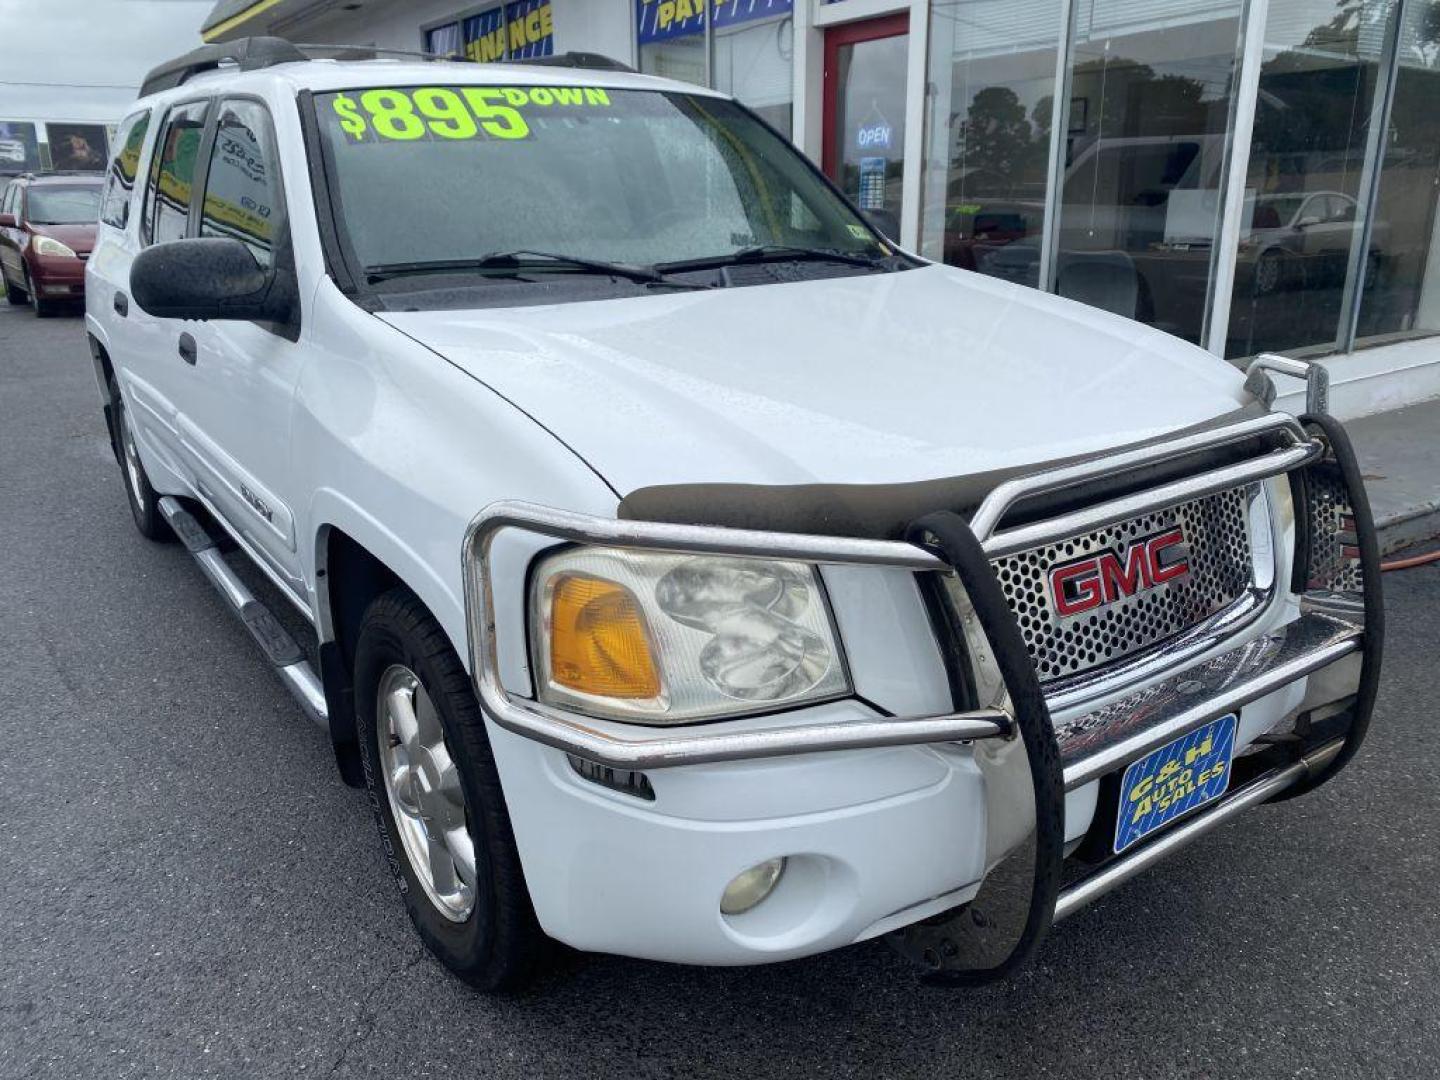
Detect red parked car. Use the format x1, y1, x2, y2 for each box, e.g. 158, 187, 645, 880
0, 173, 103, 316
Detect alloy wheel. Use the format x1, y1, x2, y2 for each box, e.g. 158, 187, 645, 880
118, 401, 146, 508
377, 664, 477, 922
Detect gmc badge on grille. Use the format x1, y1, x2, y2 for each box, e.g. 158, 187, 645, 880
1048, 527, 1192, 618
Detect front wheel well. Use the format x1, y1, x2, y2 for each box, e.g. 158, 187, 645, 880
318, 528, 403, 785
88, 335, 121, 464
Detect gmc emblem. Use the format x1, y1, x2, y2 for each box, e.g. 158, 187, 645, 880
1048, 528, 1191, 618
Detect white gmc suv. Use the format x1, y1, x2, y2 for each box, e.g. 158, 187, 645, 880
86, 39, 1383, 991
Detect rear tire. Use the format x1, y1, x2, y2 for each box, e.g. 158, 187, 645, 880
354, 587, 546, 991
4, 270, 27, 305
108, 375, 172, 542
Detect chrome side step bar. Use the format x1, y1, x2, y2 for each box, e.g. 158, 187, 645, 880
158, 496, 328, 730
1054, 739, 1343, 920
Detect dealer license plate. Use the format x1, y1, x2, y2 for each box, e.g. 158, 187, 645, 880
1114, 714, 1237, 854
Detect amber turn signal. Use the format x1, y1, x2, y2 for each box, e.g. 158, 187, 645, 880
548, 573, 661, 699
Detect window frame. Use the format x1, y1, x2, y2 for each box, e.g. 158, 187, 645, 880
142, 97, 214, 247
196, 94, 292, 274
100, 108, 152, 231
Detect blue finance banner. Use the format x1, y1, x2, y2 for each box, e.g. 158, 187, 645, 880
505, 0, 554, 59
456, 2, 553, 62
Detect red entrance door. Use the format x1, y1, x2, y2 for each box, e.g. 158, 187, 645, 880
822, 13, 909, 238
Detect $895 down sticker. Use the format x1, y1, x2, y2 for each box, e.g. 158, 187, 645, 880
328, 86, 613, 143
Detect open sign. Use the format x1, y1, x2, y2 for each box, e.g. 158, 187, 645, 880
856, 123, 892, 150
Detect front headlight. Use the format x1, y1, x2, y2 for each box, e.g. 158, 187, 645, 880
529, 547, 850, 723
32, 235, 76, 258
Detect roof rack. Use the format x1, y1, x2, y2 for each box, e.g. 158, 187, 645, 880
521, 52, 635, 73
139, 37, 308, 97
291, 43, 466, 63
138, 37, 638, 98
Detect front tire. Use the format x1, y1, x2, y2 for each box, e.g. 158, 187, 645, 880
108, 375, 172, 541
3, 270, 25, 305
1255, 249, 1284, 296
26, 269, 55, 317
354, 587, 545, 991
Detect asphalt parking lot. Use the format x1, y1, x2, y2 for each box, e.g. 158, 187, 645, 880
2, 300, 1438, 1080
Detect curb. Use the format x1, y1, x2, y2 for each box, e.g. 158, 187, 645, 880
1376, 503, 1440, 556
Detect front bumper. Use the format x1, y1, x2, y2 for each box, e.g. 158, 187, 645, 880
28, 252, 87, 297
467, 407, 1380, 972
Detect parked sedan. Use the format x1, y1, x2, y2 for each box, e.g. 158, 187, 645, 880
1240, 191, 1385, 296
0, 173, 103, 315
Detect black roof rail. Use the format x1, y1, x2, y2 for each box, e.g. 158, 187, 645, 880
290, 42, 470, 63
139, 36, 308, 98
522, 52, 636, 73
138, 38, 637, 99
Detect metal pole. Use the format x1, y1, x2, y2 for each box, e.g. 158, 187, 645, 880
1038, 0, 1077, 295
1338, 0, 1406, 353
1203, 0, 1271, 357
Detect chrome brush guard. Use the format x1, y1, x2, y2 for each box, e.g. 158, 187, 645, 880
461, 402, 1381, 983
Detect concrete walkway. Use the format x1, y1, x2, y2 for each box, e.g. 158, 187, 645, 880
1349, 397, 1440, 553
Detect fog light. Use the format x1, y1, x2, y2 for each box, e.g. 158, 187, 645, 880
720, 857, 786, 915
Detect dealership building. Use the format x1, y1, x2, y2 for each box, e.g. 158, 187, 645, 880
201, 0, 1440, 417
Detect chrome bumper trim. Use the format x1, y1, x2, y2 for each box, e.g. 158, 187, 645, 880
979, 441, 1320, 560
1057, 610, 1361, 791
969, 412, 1311, 548
472, 700, 1010, 770
460, 414, 1325, 771
462, 500, 1007, 769
1054, 739, 1344, 920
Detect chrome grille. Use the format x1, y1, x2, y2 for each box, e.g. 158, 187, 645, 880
991, 486, 1257, 684
1305, 472, 1363, 593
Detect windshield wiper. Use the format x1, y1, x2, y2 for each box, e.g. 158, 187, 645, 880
655, 244, 889, 274
365, 250, 709, 288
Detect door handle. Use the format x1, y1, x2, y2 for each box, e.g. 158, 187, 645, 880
178, 332, 197, 366
113, 291, 128, 317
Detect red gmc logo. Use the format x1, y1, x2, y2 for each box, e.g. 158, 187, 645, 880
1047, 528, 1191, 618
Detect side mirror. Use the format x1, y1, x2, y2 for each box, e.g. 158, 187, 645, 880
1296, 216, 1320, 230
130, 237, 293, 324
0, 212, 15, 228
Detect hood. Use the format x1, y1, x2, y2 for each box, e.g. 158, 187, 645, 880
379, 264, 1250, 497
28, 221, 96, 254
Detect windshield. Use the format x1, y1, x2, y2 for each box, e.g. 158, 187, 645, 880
27, 185, 102, 225
314, 85, 890, 284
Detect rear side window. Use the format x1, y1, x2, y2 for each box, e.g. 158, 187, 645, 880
100, 110, 151, 229
143, 101, 209, 245
200, 100, 285, 271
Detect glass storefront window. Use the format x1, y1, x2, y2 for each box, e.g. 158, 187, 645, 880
1355, 0, 1440, 344
637, 0, 707, 84
713, 13, 794, 138
1224, 0, 1395, 359
637, 1, 794, 133
921, 0, 1063, 285
1053, 0, 1245, 343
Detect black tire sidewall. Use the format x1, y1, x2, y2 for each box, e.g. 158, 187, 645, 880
109, 378, 170, 541
353, 591, 535, 987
